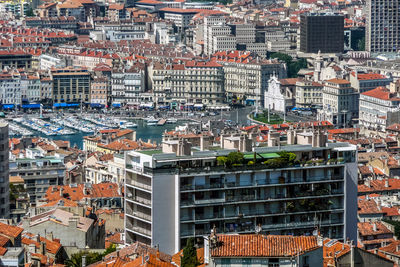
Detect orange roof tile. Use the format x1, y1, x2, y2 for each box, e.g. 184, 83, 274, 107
358, 222, 393, 236
211, 235, 319, 257
362, 86, 400, 101
0, 222, 23, 239
22, 234, 62, 255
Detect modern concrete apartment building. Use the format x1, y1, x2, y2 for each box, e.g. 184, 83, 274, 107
300, 13, 344, 53
0, 122, 9, 218
9, 155, 66, 203
124, 136, 358, 254
366, 0, 400, 52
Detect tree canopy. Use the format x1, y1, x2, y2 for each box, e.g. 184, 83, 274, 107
270, 52, 308, 78
181, 238, 199, 267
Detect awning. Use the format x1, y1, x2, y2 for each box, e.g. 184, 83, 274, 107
140, 103, 154, 108
259, 153, 280, 159
49, 159, 62, 164
2, 104, 15, 109
194, 104, 204, 108
90, 103, 104, 108
113, 103, 121, 108
22, 104, 40, 109
244, 152, 280, 160
54, 103, 79, 108
159, 105, 170, 109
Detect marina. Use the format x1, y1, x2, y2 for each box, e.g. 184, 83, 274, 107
7, 115, 188, 148
13, 117, 76, 136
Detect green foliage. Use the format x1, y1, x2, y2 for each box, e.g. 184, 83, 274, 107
226, 152, 244, 165
218, 152, 244, 167
270, 52, 307, 78
25, 7, 35, 17
9, 183, 25, 202
66, 244, 117, 267
247, 161, 255, 166
383, 220, 400, 239
278, 151, 296, 164
217, 156, 228, 166
181, 237, 199, 267
357, 37, 366, 51
264, 158, 285, 169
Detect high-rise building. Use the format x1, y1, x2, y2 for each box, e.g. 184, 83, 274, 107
366, 0, 400, 52
124, 133, 358, 254
300, 13, 344, 53
0, 122, 9, 218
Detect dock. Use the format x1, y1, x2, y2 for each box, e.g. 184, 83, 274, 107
157, 119, 166, 126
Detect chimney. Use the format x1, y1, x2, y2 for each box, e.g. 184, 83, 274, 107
396, 244, 400, 252
46, 232, 53, 241
40, 240, 46, 255
365, 179, 371, 188
68, 216, 79, 229
200, 134, 206, 151
36, 234, 41, 244
60, 186, 64, 197
372, 223, 377, 232
385, 180, 389, 188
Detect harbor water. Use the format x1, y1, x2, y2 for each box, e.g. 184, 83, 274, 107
11, 118, 185, 149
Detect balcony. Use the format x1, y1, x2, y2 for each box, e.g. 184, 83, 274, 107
129, 226, 152, 237
126, 177, 151, 192
180, 176, 344, 192
263, 219, 343, 231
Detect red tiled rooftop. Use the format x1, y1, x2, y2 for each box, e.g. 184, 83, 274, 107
0, 222, 23, 239
211, 235, 319, 257
358, 222, 393, 236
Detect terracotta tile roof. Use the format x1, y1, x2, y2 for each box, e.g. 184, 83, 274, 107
381, 206, 400, 217
104, 242, 172, 263
379, 240, 400, 256
358, 222, 393, 236
123, 253, 175, 267
325, 78, 350, 84
358, 178, 400, 193
387, 123, 400, 132
328, 128, 359, 134
114, 129, 134, 138
44, 183, 121, 202
100, 153, 114, 161
352, 72, 388, 80
0, 221, 23, 239
210, 235, 319, 257
0, 247, 7, 256
105, 232, 123, 248
39, 198, 78, 207
22, 233, 62, 255
279, 78, 301, 85
358, 199, 384, 215
359, 166, 373, 176
0, 235, 10, 247
323, 239, 350, 267
361, 87, 400, 101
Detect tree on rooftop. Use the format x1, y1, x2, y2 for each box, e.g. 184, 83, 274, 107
25, 8, 35, 17
181, 237, 199, 267
270, 52, 307, 78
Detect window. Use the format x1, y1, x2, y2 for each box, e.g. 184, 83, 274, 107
268, 258, 279, 267
303, 255, 309, 267
221, 258, 231, 267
